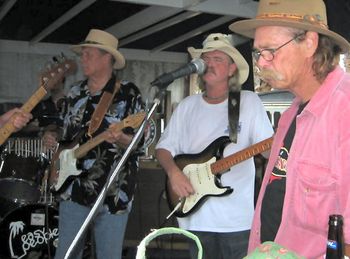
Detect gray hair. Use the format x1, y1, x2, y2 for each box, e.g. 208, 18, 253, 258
287, 28, 341, 82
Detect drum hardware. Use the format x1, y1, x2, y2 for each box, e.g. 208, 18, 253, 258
39, 167, 57, 205
0, 138, 56, 220
0, 146, 8, 173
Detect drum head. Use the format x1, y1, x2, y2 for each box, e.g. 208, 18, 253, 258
0, 203, 58, 258
0, 153, 43, 209
0, 154, 42, 183
0, 178, 41, 203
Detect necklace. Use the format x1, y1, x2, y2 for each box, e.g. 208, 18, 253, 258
203, 92, 228, 101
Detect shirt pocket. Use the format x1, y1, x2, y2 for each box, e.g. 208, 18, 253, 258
292, 160, 337, 234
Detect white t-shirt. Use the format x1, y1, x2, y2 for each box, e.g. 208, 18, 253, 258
156, 90, 274, 232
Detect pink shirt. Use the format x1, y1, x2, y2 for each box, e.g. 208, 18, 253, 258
249, 67, 350, 259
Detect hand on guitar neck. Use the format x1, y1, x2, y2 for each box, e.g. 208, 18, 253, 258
0, 108, 32, 131
0, 58, 76, 146
105, 126, 133, 147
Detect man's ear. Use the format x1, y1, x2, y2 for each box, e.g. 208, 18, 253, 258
229, 63, 237, 77
304, 31, 319, 57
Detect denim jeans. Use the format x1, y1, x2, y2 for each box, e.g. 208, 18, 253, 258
54, 200, 129, 259
188, 230, 250, 259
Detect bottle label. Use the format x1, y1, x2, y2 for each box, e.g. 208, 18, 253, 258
327, 240, 338, 250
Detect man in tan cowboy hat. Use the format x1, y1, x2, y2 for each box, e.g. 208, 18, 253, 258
155, 33, 273, 259
43, 29, 144, 259
230, 0, 350, 258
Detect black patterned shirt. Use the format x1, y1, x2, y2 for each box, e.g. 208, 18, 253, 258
60, 75, 144, 214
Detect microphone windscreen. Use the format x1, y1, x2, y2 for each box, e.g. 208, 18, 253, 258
191, 58, 206, 75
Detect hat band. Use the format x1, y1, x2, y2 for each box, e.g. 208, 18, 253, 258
256, 13, 328, 29
79, 40, 103, 45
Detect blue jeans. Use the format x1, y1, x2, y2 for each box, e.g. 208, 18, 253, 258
54, 200, 129, 259
188, 230, 250, 259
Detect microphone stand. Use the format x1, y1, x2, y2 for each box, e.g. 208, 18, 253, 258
63, 86, 168, 259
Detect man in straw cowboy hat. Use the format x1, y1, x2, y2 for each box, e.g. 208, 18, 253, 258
43, 29, 144, 259
156, 33, 273, 259
230, 0, 350, 258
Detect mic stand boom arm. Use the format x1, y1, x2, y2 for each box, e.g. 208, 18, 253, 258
64, 90, 167, 259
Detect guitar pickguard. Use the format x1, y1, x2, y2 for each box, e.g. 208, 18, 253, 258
181, 157, 233, 214
51, 144, 81, 192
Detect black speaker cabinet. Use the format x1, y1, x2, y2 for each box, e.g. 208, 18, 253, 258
124, 167, 183, 248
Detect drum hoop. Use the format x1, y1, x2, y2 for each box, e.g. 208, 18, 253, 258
0, 177, 38, 186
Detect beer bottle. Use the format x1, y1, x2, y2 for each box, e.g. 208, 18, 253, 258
326, 214, 344, 259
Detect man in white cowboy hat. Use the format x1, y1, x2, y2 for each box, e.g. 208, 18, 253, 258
155, 33, 273, 259
230, 0, 350, 258
43, 29, 144, 259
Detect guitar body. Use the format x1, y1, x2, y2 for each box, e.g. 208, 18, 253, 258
48, 112, 146, 194
166, 136, 233, 217
49, 140, 82, 193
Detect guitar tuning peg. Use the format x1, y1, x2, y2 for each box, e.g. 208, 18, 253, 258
42, 76, 50, 83
60, 52, 66, 60
45, 61, 53, 70
52, 56, 59, 63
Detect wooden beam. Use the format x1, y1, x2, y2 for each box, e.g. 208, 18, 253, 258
0, 0, 17, 21
29, 0, 96, 43
119, 11, 201, 47
151, 16, 234, 53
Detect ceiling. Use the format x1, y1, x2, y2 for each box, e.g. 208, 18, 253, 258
0, 0, 258, 57
0, 0, 349, 59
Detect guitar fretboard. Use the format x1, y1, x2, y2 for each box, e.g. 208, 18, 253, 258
210, 137, 273, 175
0, 87, 48, 145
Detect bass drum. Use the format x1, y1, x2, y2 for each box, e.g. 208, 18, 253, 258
0, 204, 59, 259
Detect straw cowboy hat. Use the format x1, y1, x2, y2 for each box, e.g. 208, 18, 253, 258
229, 0, 350, 53
71, 29, 125, 69
188, 33, 249, 85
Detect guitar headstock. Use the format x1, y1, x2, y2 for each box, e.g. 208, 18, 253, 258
122, 112, 146, 129
40, 58, 77, 91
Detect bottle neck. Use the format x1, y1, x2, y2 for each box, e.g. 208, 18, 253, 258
326, 215, 344, 259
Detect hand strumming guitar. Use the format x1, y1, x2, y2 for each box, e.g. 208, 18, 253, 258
156, 148, 194, 199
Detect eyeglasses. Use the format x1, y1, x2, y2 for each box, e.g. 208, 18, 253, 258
252, 33, 305, 62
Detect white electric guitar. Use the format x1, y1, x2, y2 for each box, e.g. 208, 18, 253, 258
49, 112, 145, 193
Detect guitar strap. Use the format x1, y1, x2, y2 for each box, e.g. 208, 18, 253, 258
228, 90, 240, 144
87, 79, 121, 138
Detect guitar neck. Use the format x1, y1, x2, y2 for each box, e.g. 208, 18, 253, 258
0, 86, 48, 145
74, 123, 124, 159
210, 136, 273, 175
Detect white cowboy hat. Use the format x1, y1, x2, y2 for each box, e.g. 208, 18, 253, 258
188, 33, 249, 85
71, 29, 125, 69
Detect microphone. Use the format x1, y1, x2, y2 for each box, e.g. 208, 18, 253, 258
151, 58, 206, 86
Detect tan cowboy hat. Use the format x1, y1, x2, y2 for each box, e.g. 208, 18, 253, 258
71, 29, 125, 69
229, 0, 350, 53
188, 33, 249, 85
